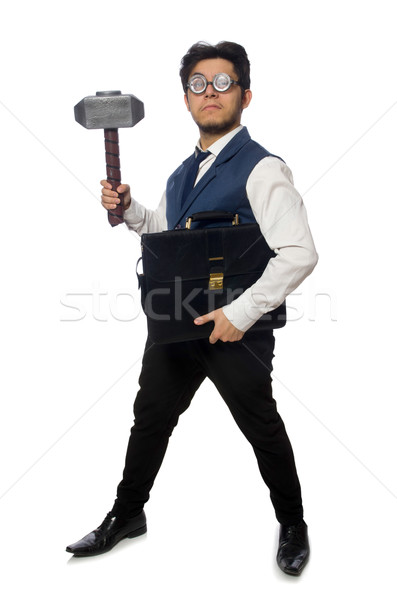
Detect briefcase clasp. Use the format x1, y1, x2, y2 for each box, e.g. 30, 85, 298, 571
209, 272, 224, 290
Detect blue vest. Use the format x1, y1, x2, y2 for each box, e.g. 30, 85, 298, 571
166, 127, 281, 230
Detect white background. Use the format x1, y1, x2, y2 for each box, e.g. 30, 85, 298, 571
1, 0, 396, 597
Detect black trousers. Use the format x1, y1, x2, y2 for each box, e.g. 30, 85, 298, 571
112, 330, 303, 525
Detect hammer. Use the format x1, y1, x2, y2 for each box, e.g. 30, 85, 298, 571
74, 90, 144, 227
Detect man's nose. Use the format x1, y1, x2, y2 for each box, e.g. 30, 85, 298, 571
205, 83, 219, 97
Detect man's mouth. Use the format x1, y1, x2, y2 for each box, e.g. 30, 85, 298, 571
201, 104, 222, 111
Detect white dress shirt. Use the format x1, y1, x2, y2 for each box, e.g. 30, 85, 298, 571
124, 126, 318, 332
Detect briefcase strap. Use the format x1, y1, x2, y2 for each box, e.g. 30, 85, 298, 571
136, 256, 143, 288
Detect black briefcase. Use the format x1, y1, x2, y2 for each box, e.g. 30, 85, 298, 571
137, 211, 286, 343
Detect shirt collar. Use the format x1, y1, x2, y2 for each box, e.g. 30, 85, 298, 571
195, 125, 244, 157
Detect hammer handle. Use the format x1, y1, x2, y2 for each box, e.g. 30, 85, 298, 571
104, 129, 124, 227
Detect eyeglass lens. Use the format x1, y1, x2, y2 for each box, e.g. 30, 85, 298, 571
188, 73, 233, 94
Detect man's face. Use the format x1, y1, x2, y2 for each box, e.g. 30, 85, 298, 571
184, 58, 252, 140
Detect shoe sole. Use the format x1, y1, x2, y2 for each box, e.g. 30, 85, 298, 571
70, 524, 147, 558
126, 524, 147, 539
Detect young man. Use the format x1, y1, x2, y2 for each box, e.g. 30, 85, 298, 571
66, 41, 318, 576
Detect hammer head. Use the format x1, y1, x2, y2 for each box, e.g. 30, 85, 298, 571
74, 90, 144, 129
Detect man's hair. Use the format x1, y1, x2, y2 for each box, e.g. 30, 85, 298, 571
179, 41, 251, 92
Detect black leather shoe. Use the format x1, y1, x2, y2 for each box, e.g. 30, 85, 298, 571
66, 510, 147, 557
276, 520, 310, 576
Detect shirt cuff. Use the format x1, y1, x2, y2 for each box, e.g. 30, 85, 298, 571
222, 289, 268, 332
123, 198, 145, 232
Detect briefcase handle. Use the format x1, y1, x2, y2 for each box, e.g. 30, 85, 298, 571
185, 211, 239, 229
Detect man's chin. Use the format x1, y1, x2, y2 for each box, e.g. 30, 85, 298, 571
197, 119, 237, 136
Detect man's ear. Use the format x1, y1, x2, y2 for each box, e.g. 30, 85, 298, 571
184, 94, 190, 112
241, 89, 252, 110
